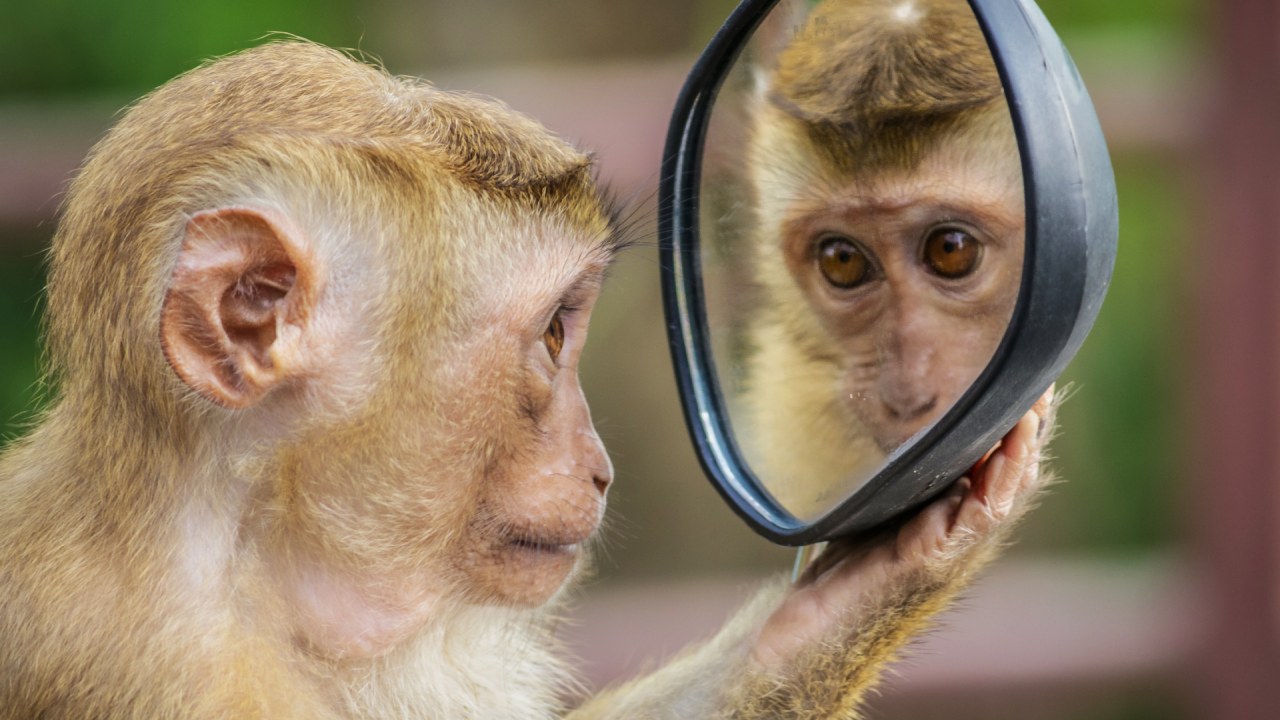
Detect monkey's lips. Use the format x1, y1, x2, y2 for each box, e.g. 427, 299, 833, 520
503, 532, 590, 558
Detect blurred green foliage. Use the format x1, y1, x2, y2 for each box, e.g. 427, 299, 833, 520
1035, 153, 1190, 554
1040, 0, 1198, 35
0, 233, 46, 438
0, 0, 360, 98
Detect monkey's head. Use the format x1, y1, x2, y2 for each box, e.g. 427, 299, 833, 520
46, 42, 619, 654
745, 0, 1023, 462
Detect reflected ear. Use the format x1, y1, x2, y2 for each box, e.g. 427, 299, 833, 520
161, 207, 319, 408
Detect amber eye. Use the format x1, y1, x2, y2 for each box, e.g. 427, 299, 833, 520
924, 228, 981, 279
543, 311, 565, 363
817, 236, 873, 289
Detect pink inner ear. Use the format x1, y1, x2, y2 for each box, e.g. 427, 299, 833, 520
161, 207, 310, 409
221, 262, 297, 369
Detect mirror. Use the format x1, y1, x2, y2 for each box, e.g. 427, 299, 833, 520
661, 0, 1117, 543
699, 0, 1023, 521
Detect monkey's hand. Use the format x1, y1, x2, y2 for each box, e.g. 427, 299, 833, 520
733, 388, 1056, 718
568, 391, 1055, 720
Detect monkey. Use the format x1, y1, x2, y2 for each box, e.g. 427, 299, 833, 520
0, 40, 619, 718
731, 0, 1028, 520
0, 34, 1050, 720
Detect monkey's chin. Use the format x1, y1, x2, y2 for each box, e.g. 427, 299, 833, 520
473, 539, 585, 608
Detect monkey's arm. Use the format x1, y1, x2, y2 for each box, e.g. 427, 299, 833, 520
569, 392, 1055, 720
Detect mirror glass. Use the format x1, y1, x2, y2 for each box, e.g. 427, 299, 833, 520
697, 0, 1024, 521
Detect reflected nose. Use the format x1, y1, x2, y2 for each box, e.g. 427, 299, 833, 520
878, 299, 940, 423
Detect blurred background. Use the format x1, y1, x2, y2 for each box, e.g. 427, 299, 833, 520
0, 1, 1273, 718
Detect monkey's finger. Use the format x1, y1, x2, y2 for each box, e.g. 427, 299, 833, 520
993, 411, 1041, 511
1032, 384, 1057, 441
954, 411, 1038, 533
893, 478, 969, 564
1032, 384, 1055, 420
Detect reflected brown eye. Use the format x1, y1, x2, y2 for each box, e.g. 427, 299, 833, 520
924, 228, 981, 278
817, 236, 872, 289
543, 312, 565, 363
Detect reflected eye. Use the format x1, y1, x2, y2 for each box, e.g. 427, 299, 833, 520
543, 311, 565, 363
817, 236, 873, 289
924, 228, 981, 278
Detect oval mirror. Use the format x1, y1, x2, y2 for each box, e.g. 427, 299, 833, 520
659, 0, 1118, 544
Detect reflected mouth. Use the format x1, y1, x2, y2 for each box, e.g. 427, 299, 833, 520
884, 396, 938, 422
857, 396, 941, 454
872, 426, 924, 455
873, 409, 939, 455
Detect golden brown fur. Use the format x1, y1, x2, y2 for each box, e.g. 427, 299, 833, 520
769, 0, 1004, 170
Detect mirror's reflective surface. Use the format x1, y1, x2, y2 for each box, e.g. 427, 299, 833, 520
699, 0, 1024, 521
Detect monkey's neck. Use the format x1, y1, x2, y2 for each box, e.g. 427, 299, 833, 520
326, 602, 575, 720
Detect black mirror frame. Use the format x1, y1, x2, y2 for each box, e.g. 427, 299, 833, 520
658, 0, 1118, 545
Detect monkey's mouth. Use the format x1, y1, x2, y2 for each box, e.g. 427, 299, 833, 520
505, 535, 585, 557
853, 397, 942, 454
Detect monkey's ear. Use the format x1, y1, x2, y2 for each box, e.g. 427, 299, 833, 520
161, 207, 319, 409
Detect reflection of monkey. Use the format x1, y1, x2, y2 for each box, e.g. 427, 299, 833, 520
0, 38, 1048, 720
742, 0, 1024, 517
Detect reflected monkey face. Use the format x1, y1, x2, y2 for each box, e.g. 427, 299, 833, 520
771, 130, 1024, 453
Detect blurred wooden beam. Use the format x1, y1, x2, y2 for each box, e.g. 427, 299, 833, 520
0, 49, 1198, 227
565, 557, 1195, 715
1194, 1, 1280, 718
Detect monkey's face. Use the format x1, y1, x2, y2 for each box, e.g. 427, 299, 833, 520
302, 217, 616, 612
447, 254, 614, 607
160, 202, 615, 660
775, 144, 1024, 453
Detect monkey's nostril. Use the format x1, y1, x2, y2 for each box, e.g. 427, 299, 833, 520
592, 474, 611, 495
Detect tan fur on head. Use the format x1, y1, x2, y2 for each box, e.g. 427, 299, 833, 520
771, 0, 1001, 129
767, 0, 1004, 171
47, 41, 599, 414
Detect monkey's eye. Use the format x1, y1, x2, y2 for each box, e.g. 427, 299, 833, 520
923, 228, 981, 279
543, 311, 566, 363
817, 235, 873, 289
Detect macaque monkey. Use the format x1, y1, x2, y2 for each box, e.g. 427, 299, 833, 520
0, 33, 1049, 720
738, 0, 1026, 519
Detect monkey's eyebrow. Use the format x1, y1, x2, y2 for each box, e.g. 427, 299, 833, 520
557, 258, 611, 309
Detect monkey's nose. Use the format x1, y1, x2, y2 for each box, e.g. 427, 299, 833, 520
592, 473, 611, 496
